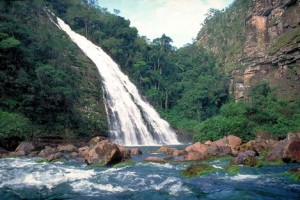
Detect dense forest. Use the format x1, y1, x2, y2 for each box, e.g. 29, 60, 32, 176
0, 0, 299, 147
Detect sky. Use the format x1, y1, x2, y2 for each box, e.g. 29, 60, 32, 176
98, 0, 234, 48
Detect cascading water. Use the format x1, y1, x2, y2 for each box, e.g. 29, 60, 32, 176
51, 14, 179, 145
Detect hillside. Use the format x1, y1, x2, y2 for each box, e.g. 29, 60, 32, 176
0, 0, 109, 148
197, 0, 300, 101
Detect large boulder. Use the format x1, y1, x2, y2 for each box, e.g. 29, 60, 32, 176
130, 148, 142, 155
15, 142, 35, 155
207, 144, 232, 156
265, 133, 300, 162
185, 142, 208, 154
57, 144, 78, 153
184, 152, 206, 161
85, 140, 123, 166
155, 145, 176, 154
144, 156, 166, 164
38, 146, 56, 158
173, 149, 187, 156
46, 152, 64, 162
78, 146, 90, 157
88, 136, 107, 147
117, 144, 131, 159
227, 135, 242, 151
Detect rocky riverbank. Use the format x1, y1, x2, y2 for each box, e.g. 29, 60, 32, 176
0, 133, 299, 169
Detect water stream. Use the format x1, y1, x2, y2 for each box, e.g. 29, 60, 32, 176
0, 146, 299, 199
53, 15, 179, 146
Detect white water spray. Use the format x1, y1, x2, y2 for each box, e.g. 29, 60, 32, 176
53, 15, 179, 145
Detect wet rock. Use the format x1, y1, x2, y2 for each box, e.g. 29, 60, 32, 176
163, 155, 174, 161
57, 144, 78, 153
9, 150, 26, 157
227, 135, 242, 151
155, 145, 176, 154
144, 156, 167, 164
207, 144, 232, 156
15, 142, 34, 155
38, 146, 56, 158
173, 149, 187, 156
181, 164, 216, 178
233, 150, 257, 166
185, 142, 208, 154
85, 140, 123, 166
88, 136, 107, 147
130, 148, 142, 155
117, 145, 131, 159
0, 147, 8, 158
47, 152, 64, 162
265, 133, 300, 162
184, 152, 206, 161
78, 146, 90, 157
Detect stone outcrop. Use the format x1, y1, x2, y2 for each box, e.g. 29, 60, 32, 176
265, 132, 300, 162
231, 0, 300, 101
198, 0, 300, 101
144, 156, 167, 164
84, 137, 127, 166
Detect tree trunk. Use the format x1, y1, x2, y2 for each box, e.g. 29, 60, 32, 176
165, 90, 168, 109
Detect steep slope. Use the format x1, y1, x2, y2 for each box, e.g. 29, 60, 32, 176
0, 0, 108, 146
197, 0, 300, 101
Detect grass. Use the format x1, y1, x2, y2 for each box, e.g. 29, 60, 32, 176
225, 163, 240, 175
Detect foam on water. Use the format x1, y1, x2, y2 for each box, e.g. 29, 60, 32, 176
230, 174, 260, 181
71, 180, 129, 194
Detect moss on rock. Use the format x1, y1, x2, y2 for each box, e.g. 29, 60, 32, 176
181, 164, 217, 178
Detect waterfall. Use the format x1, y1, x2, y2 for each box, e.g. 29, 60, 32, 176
54, 16, 179, 145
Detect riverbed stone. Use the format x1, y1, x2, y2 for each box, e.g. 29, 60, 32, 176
155, 145, 176, 154
130, 148, 142, 155
57, 144, 78, 153
15, 142, 34, 155
233, 150, 257, 166
184, 152, 206, 161
85, 140, 123, 166
144, 156, 166, 164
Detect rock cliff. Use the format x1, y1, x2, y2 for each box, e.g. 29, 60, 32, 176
198, 0, 300, 101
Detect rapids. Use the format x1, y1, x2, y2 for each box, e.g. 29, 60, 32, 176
0, 146, 299, 199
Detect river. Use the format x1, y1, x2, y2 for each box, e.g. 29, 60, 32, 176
0, 146, 299, 199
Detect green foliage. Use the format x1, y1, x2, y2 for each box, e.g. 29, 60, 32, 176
0, 110, 32, 140
194, 82, 300, 142
0, 0, 108, 142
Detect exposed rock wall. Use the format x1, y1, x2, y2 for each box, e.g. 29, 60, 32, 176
230, 0, 300, 100
198, 0, 300, 101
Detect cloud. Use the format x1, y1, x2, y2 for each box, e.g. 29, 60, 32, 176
99, 0, 233, 47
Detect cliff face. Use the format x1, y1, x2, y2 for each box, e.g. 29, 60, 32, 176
198, 0, 300, 101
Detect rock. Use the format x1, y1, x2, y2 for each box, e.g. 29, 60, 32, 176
130, 148, 142, 155
214, 138, 227, 147
70, 152, 79, 158
163, 155, 174, 161
78, 146, 90, 157
155, 145, 176, 154
181, 164, 216, 178
88, 136, 107, 147
47, 152, 64, 162
238, 140, 256, 152
185, 142, 208, 154
204, 141, 213, 145
38, 146, 56, 158
184, 152, 206, 161
227, 135, 242, 151
207, 144, 232, 156
265, 133, 300, 162
15, 142, 34, 155
233, 151, 257, 166
173, 149, 187, 156
0, 147, 8, 158
144, 156, 166, 164
117, 145, 131, 159
57, 144, 78, 153
85, 140, 123, 166
9, 150, 26, 157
